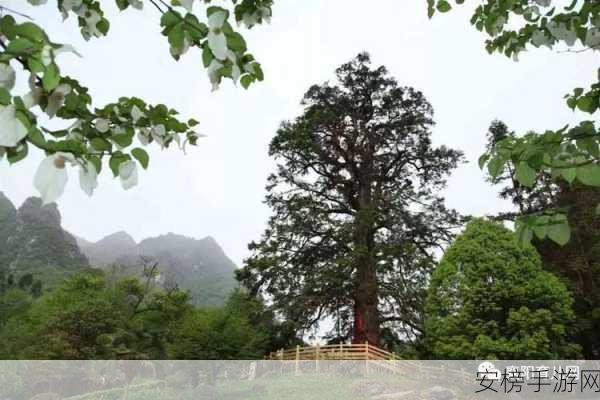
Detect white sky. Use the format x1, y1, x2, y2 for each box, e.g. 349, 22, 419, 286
0, 0, 595, 266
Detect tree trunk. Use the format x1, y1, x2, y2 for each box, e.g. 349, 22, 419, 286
351, 187, 380, 345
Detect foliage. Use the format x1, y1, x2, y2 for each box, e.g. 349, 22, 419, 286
238, 53, 464, 345
483, 121, 600, 358
0, 266, 192, 359
0, 0, 270, 203
429, 0, 600, 246
168, 291, 269, 359
424, 218, 581, 359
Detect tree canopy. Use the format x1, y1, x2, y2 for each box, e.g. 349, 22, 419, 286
424, 218, 581, 359
238, 53, 463, 345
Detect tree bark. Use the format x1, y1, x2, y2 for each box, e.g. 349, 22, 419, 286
351, 185, 380, 345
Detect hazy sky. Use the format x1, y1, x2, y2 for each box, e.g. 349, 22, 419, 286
0, 0, 594, 265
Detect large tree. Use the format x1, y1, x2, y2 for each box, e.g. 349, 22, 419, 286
424, 218, 581, 359
238, 53, 463, 345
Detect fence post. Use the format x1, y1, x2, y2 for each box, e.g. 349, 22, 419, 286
295, 345, 300, 376
365, 341, 370, 375
316, 343, 320, 373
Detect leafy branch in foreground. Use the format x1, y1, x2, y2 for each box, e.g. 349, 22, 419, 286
428, 0, 599, 246
0, 0, 271, 203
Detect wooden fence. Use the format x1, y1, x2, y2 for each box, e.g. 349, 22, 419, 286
267, 342, 401, 361
267, 343, 474, 385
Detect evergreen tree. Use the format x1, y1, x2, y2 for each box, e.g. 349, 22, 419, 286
424, 219, 581, 359
238, 53, 463, 345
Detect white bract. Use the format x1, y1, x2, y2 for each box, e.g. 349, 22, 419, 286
118, 160, 138, 190
0, 63, 16, 90
34, 152, 75, 205
79, 161, 98, 196
95, 118, 110, 133
208, 11, 228, 60
179, 0, 194, 12
0, 105, 28, 147
129, 0, 143, 10
585, 28, 600, 48
226, 50, 241, 83
131, 105, 145, 123
46, 84, 72, 118
207, 59, 224, 91
76, 6, 103, 39
151, 124, 166, 147
60, 0, 84, 19
23, 74, 43, 109
137, 128, 150, 145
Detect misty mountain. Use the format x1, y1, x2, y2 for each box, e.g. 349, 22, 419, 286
79, 231, 238, 306
0, 193, 89, 283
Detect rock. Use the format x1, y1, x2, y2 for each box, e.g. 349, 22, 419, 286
351, 380, 389, 397
420, 386, 456, 400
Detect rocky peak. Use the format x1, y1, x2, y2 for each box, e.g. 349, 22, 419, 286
17, 197, 61, 227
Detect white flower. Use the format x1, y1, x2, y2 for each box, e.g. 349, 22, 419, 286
0, 105, 28, 147
130, 105, 145, 123
207, 59, 224, 91
76, 6, 103, 39
34, 152, 75, 205
207, 10, 228, 60
79, 160, 98, 196
129, 0, 143, 10
179, 0, 194, 12
95, 118, 110, 133
46, 83, 71, 118
0, 63, 15, 90
585, 28, 600, 48
118, 160, 138, 190
547, 21, 577, 46
531, 29, 551, 47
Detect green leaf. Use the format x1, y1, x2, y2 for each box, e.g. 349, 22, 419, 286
7, 142, 28, 164
515, 161, 536, 187
0, 87, 10, 105
14, 22, 46, 42
240, 74, 254, 89
436, 0, 452, 13
547, 219, 570, 246
561, 167, 576, 183
202, 45, 214, 67
112, 132, 133, 148
168, 24, 185, 50
187, 118, 199, 127
576, 95, 599, 114
131, 147, 149, 169
486, 156, 504, 177
109, 152, 130, 176
27, 57, 44, 73
90, 137, 112, 152
516, 223, 533, 246
532, 215, 549, 239
42, 63, 60, 91
6, 38, 34, 53
477, 153, 489, 169
87, 155, 102, 174
576, 163, 600, 187
226, 32, 247, 52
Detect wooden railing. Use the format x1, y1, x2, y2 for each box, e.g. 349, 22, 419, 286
267, 342, 402, 361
